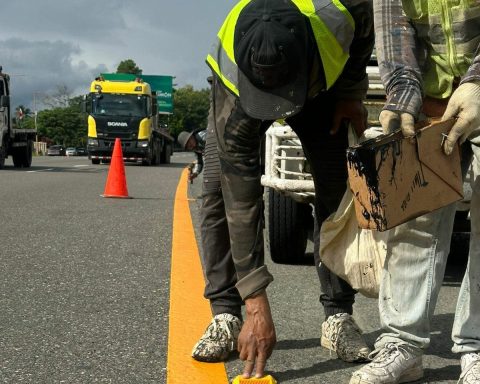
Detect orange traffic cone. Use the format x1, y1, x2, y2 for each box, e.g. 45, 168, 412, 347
101, 138, 131, 198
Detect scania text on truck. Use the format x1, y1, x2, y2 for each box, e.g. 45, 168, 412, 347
0, 66, 36, 169
85, 77, 173, 165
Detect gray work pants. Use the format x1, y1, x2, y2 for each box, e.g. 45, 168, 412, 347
201, 96, 243, 319
207, 76, 356, 316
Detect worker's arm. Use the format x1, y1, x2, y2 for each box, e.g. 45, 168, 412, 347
373, 0, 423, 135
329, 0, 374, 137
237, 290, 276, 379
442, 48, 480, 154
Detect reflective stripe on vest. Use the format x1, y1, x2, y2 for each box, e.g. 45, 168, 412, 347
206, 0, 354, 97
402, 0, 480, 98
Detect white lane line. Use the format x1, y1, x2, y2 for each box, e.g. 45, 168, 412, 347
27, 168, 54, 173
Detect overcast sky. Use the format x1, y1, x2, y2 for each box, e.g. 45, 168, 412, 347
0, 0, 237, 110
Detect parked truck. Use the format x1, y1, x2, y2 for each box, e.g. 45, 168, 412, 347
85, 75, 174, 165
261, 57, 471, 264
0, 66, 36, 169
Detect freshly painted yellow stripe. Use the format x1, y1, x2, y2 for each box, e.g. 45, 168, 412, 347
167, 168, 229, 384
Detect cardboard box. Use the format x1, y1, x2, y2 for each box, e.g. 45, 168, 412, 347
347, 119, 463, 231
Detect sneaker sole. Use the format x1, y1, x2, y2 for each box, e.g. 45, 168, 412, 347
350, 365, 424, 384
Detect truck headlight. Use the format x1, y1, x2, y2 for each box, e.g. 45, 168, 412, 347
137, 140, 149, 148
88, 138, 98, 146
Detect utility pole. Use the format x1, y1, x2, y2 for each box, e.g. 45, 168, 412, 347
33, 92, 41, 155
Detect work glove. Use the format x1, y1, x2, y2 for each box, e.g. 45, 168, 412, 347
379, 110, 416, 136
442, 81, 480, 155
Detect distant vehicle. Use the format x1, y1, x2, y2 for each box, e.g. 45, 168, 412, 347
85, 75, 174, 165
47, 145, 65, 156
76, 147, 87, 156
0, 66, 36, 168
65, 147, 77, 156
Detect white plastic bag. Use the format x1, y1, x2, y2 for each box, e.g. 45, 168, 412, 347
319, 185, 388, 298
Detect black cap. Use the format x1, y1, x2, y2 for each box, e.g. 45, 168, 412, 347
234, 0, 310, 120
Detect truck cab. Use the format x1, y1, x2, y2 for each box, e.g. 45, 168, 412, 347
86, 77, 172, 165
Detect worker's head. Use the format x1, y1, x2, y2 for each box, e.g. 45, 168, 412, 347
178, 131, 197, 151
234, 0, 311, 120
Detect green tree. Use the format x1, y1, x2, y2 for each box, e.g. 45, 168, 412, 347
12, 105, 33, 128
36, 96, 86, 147
167, 85, 210, 138
116, 59, 142, 75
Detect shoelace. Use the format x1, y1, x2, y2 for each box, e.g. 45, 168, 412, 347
459, 352, 480, 382
329, 315, 361, 342
206, 316, 235, 345
369, 343, 414, 364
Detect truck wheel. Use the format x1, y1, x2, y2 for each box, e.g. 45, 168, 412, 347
0, 146, 5, 169
160, 143, 172, 164
152, 139, 160, 165
12, 141, 32, 168
265, 188, 312, 264
23, 141, 33, 167
91, 159, 100, 165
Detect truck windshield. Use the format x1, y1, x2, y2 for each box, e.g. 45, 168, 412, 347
92, 94, 148, 117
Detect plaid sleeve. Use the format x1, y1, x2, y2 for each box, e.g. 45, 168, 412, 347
461, 45, 480, 85
373, 0, 424, 118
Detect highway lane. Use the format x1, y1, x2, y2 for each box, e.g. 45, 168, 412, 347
0, 153, 467, 383
0, 154, 190, 383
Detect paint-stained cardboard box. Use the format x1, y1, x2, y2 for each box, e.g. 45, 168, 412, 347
346, 119, 463, 231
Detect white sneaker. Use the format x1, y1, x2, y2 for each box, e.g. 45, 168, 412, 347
459, 352, 480, 384
350, 342, 423, 384
191, 313, 242, 362
321, 313, 370, 362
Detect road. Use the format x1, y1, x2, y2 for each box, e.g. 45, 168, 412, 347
0, 154, 467, 383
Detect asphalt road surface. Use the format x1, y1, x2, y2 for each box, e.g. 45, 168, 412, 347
0, 153, 468, 383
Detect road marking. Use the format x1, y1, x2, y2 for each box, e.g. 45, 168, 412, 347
27, 168, 54, 173
168, 167, 229, 384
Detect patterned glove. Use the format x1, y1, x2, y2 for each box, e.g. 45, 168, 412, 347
442, 81, 480, 155
379, 110, 415, 136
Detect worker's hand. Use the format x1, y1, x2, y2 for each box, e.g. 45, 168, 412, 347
188, 172, 198, 182
330, 99, 368, 138
238, 290, 276, 379
379, 110, 416, 136
442, 81, 480, 155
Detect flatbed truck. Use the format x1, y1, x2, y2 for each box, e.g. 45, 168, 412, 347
0, 66, 36, 169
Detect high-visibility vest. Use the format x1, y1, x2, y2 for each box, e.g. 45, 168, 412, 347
206, 0, 355, 97
402, 0, 480, 99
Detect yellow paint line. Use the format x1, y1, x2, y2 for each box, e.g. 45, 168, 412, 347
167, 168, 229, 384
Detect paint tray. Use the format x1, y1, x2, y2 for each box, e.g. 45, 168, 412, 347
346, 118, 463, 231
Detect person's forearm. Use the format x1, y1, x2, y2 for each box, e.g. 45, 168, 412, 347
373, 0, 423, 117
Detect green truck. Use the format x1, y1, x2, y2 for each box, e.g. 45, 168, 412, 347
85, 73, 174, 165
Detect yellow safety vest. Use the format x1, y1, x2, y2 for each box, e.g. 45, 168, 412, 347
206, 0, 355, 96
402, 0, 480, 98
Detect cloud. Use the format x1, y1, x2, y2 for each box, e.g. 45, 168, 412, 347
0, 0, 238, 109
1, 38, 107, 109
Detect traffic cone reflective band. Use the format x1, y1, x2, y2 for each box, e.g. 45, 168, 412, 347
101, 138, 131, 198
